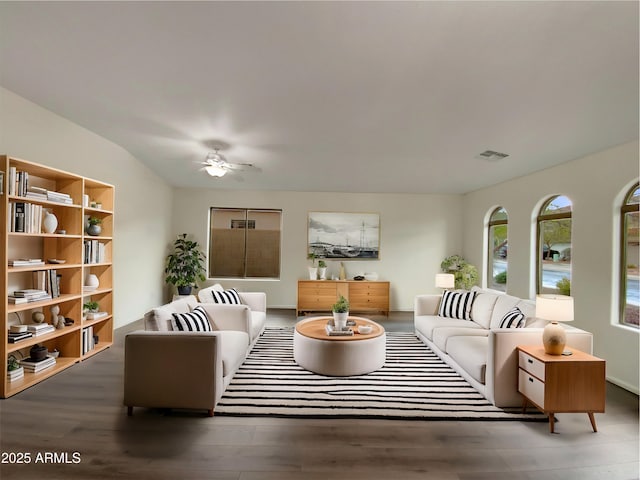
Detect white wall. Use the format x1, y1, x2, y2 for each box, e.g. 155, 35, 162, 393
462, 141, 640, 393
172, 188, 464, 310
0, 87, 173, 328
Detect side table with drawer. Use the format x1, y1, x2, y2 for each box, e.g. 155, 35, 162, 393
517, 345, 606, 433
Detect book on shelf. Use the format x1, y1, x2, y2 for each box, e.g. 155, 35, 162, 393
11, 289, 52, 302
8, 258, 45, 267
82, 326, 95, 354
8, 296, 29, 304
86, 311, 108, 320
7, 367, 24, 382
26, 323, 55, 336
7, 331, 34, 343
20, 356, 56, 372
0, 170, 4, 195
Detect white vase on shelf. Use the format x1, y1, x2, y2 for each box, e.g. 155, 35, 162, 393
42, 211, 58, 234
85, 274, 99, 291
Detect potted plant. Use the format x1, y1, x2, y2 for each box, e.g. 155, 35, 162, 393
165, 234, 206, 295
318, 260, 327, 280
86, 216, 102, 236
83, 301, 99, 313
332, 295, 350, 330
307, 252, 318, 280
440, 255, 479, 290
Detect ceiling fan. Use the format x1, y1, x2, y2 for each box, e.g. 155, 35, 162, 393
199, 149, 259, 178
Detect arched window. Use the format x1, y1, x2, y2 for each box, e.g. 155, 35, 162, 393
487, 207, 508, 291
621, 182, 639, 327
537, 195, 572, 294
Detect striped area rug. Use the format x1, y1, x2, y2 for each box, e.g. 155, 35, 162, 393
216, 327, 545, 420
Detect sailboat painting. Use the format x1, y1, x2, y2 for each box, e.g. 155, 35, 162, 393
308, 212, 380, 260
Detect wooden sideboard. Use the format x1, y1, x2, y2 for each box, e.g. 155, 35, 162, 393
297, 280, 390, 316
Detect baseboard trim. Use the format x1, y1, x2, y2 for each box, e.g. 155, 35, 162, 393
607, 375, 639, 395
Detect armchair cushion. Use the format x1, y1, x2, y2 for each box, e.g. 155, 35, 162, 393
143, 295, 198, 331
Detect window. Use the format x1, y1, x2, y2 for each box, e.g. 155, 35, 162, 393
537, 195, 572, 294
621, 182, 639, 327
487, 207, 508, 291
209, 208, 282, 278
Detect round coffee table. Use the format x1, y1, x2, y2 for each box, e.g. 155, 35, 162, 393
293, 316, 386, 376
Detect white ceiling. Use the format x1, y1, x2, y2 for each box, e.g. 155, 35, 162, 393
0, 1, 637, 194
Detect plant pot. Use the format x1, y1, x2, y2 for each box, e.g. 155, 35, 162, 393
177, 286, 192, 295
308, 267, 318, 280
86, 224, 102, 236
332, 311, 349, 330
318, 267, 327, 280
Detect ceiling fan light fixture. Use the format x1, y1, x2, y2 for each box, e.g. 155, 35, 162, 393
205, 164, 227, 177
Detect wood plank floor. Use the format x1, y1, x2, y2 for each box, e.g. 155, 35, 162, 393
1, 310, 638, 480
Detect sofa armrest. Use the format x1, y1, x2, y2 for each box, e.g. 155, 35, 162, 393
124, 330, 223, 415
487, 327, 593, 407
238, 292, 267, 313
198, 303, 252, 336
414, 294, 441, 316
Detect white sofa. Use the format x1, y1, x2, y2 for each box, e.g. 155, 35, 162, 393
414, 287, 594, 407
124, 288, 266, 416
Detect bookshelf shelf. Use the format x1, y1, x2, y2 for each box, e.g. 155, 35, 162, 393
2, 155, 114, 397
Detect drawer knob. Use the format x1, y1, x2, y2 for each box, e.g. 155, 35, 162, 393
528, 377, 534, 383
527, 359, 533, 364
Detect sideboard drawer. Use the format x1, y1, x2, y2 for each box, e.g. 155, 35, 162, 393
519, 350, 545, 380
518, 368, 545, 408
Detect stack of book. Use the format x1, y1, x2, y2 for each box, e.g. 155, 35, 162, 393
8, 331, 34, 343
8, 258, 45, 267
7, 366, 24, 383
7, 202, 44, 233
27, 323, 55, 336
82, 326, 96, 354
8, 289, 52, 304
46, 191, 73, 204
32, 270, 61, 298
325, 324, 354, 336
20, 356, 56, 373
83, 240, 107, 264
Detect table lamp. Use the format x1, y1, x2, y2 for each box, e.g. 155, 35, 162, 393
435, 273, 455, 290
536, 294, 574, 355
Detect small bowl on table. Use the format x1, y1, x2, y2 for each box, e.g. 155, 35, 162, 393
357, 325, 373, 335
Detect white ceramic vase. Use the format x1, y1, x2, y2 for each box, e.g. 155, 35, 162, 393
43, 211, 58, 234
308, 267, 318, 280
318, 267, 327, 280
85, 274, 99, 289
332, 311, 349, 330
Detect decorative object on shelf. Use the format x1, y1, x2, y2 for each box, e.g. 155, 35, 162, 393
440, 255, 479, 290
83, 194, 89, 207
332, 295, 350, 330
364, 272, 379, 281
536, 294, 574, 355
339, 262, 346, 280
86, 216, 102, 236
85, 273, 99, 291
318, 260, 327, 280
48, 349, 60, 358
435, 273, 455, 290
29, 344, 48, 361
7, 355, 20, 371
42, 209, 58, 234
164, 233, 206, 295
49, 305, 65, 329
308, 211, 380, 259
31, 311, 45, 324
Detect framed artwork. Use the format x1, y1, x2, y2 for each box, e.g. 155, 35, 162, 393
308, 212, 380, 260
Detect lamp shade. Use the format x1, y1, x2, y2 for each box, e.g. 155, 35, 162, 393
435, 273, 455, 289
536, 294, 574, 322
205, 164, 227, 177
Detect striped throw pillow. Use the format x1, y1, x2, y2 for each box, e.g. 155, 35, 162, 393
211, 288, 242, 304
171, 306, 212, 332
438, 290, 477, 320
499, 307, 526, 328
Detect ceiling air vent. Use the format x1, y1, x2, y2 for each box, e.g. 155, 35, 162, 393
477, 150, 509, 161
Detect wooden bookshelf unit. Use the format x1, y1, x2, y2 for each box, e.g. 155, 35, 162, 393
1, 156, 114, 397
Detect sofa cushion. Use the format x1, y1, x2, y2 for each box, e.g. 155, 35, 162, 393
438, 290, 476, 320
171, 306, 212, 332
211, 288, 242, 304
219, 331, 249, 377
446, 335, 488, 384
498, 307, 526, 328
489, 294, 522, 329
470, 292, 500, 329
144, 295, 198, 331
415, 315, 483, 341
432, 327, 489, 353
